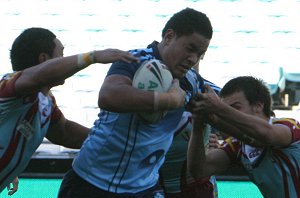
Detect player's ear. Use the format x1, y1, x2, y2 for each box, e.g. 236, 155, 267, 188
254, 102, 264, 114
164, 29, 175, 44
38, 53, 51, 63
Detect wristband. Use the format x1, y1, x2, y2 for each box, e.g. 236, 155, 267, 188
154, 92, 159, 111
77, 51, 95, 68
154, 88, 185, 111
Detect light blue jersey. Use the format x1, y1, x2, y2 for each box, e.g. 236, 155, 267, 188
72, 41, 211, 194
222, 118, 300, 198
0, 72, 62, 193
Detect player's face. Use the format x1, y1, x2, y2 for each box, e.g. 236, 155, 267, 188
52, 38, 64, 58
162, 30, 210, 79
221, 91, 258, 116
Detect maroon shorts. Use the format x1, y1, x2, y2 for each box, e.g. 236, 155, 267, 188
165, 177, 214, 198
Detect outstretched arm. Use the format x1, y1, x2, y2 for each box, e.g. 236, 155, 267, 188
46, 114, 90, 149
189, 85, 292, 147
15, 49, 139, 95
187, 115, 231, 179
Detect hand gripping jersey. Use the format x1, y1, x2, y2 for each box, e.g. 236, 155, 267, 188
0, 72, 62, 192
72, 41, 219, 194
221, 118, 300, 198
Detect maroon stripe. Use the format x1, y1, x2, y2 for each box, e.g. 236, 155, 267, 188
274, 149, 300, 197
0, 100, 38, 184
0, 136, 26, 186
273, 152, 289, 198
0, 101, 38, 170
0, 119, 22, 170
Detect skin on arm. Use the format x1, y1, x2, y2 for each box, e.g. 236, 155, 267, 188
14, 49, 139, 96
207, 112, 292, 147
46, 114, 90, 149
187, 115, 231, 179
98, 75, 185, 113
189, 85, 292, 147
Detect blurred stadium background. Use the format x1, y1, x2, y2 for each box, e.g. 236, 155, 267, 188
1, 0, 300, 197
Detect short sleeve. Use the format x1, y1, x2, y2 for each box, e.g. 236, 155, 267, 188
107, 61, 140, 80
273, 118, 300, 142
0, 72, 22, 98
220, 137, 241, 163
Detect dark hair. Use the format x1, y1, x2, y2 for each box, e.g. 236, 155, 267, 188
10, 27, 57, 71
162, 7, 213, 39
220, 76, 273, 117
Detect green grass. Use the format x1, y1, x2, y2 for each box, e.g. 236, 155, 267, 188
217, 181, 263, 198
0, 178, 61, 198
0, 179, 263, 198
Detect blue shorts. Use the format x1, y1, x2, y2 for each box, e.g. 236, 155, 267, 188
58, 168, 164, 198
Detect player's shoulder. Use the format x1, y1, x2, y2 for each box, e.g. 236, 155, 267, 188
108, 47, 157, 79
183, 69, 220, 92
0, 72, 23, 98
129, 47, 154, 58
272, 117, 300, 127
272, 117, 300, 136
0, 71, 21, 82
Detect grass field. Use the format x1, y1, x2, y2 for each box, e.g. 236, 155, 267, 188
0, 179, 263, 198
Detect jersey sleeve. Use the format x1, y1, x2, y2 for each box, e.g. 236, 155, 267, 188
220, 137, 241, 163
107, 61, 140, 80
273, 118, 300, 142
0, 72, 22, 98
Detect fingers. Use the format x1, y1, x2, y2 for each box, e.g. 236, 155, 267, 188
168, 79, 186, 108
94, 49, 139, 64
208, 133, 220, 149
204, 84, 215, 93
120, 52, 140, 63
7, 177, 19, 195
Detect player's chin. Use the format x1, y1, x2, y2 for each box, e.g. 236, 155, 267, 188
174, 70, 187, 79
58, 80, 65, 85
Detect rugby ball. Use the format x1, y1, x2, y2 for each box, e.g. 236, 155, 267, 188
132, 59, 173, 123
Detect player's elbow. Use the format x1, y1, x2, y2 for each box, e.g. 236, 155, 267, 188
98, 92, 109, 109
98, 90, 123, 112
98, 87, 114, 109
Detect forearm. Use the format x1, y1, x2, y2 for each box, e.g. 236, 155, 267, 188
60, 120, 90, 149
207, 114, 260, 145
16, 49, 138, 95
26, 49, 138, 85
98, 76, 185, 113
213, 104, 272, 142
47, 118, 90, 149
31, 55, 81, 84
98, 77, 156, 112
187, 118, 207, 178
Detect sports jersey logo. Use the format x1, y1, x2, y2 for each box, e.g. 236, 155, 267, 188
243, 144, 263, 163
248, 149, 261, 159
38, 93, 51, 124
139, 150, 164, 168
